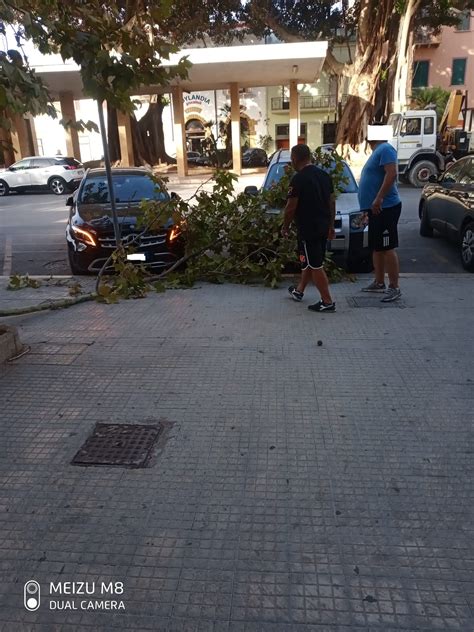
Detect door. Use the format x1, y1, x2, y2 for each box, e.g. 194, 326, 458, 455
445, 158, 474, 241
29, 158, 52, 186
397, 116, 423, 163
7, 159, 32, 188
428, 161, 468, 234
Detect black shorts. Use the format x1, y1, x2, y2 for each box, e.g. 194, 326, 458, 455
367, 203, 402, 252
297, 237, 327, 270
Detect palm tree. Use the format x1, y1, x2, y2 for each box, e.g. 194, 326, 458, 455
409, 87, 450, 124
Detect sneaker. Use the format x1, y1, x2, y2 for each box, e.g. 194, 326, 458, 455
381, 287, 401, 302
288, 285, 304, 302
362, 281, 386, 293
308, 301, 336, 313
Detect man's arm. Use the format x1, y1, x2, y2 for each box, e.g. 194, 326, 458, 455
372, 163, 397, 214
282, 197, 298, 236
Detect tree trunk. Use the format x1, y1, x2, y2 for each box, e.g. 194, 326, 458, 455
392, 0, 422, 113
106, 98, 176, 167
335, 0, 398, 148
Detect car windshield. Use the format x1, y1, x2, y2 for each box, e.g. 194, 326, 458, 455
79, 175, 169, 204
264, 161, 358, 193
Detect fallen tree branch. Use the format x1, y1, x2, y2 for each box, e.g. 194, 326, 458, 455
0, 293, 96, 317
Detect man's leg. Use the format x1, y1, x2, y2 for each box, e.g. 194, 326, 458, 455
296, 267, 312, 293
384, 249, 400, 288
311, 267, 333, 305
373, 250, 385, 284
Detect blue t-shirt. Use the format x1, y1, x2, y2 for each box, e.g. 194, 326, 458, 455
358, 142, 401, 210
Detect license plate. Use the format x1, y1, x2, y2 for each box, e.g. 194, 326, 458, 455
127, 253, 146, 262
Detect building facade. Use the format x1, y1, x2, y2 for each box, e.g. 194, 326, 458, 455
413, 9, 474, 108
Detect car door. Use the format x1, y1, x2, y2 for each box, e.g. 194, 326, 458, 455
427, 161, 468, 234
29, 158, 51, 187
397, 116, 423, 164
6, 159, 32, 188
445, 158, 474, 241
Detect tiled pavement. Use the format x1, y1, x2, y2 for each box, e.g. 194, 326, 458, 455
0, 275, 473, 631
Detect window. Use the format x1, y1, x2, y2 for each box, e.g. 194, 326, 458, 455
11, 159, 31, 170
451, 59, 466, 85
275, 123, 307, 138
263, 161, 358, 194
400, 118, 421, 136
412, 61, 429, 88
424, 117, 435, 135
455, 9, 471, 31
79, 175, 169, 205
441, 160, 466, 184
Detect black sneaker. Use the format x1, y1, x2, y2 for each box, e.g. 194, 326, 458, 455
288, 285, 304, 302
308, 301, 336, 312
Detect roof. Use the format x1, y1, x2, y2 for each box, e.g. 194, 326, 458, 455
32, 41, 328, 99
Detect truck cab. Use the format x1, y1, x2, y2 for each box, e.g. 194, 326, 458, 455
387, 110, 443, 187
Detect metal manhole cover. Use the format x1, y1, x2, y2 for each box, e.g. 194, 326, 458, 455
71, 423, 162, 468
346, 296, 407, 309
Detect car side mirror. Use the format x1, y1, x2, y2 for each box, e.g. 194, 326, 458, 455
428, 175, 438, 183
8, 166, 15, 171
244, 186, 258, 196
66, 196, 74, 206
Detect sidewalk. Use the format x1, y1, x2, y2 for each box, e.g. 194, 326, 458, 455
0, 275, 473, 631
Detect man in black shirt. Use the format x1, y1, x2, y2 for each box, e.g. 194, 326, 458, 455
282, 144, 336, 312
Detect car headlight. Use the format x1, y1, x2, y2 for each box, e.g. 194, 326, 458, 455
71, 225, 97, 246
350, 212, 368, 230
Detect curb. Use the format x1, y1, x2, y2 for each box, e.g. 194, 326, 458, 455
0, 324, 23, 363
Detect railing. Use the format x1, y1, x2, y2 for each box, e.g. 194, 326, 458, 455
414, 28, 441, 46
271, 94, 348, 111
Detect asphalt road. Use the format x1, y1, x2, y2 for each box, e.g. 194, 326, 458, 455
0, 183, 468, 277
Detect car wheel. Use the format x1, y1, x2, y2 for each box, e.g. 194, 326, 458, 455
49, 176, 67, 195
408, 161, 438, 188
0, 179, 10, 196
67, 247, 90, 275
419, 202, 433, 237
460, 221, 474, 272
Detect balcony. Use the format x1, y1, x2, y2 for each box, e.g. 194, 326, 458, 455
414, 27, 441, 46
271, 94, 348, 111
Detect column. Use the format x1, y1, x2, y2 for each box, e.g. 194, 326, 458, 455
230, 83, 241, 175
117, 110, 134, 166
10, 114, 31, 160
59, 92, 81, 159
171, 86, 188, 177
289, 80, 300, 149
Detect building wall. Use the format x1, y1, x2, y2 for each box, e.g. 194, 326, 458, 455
413, 13, 474, 108
266, 43, 353, 151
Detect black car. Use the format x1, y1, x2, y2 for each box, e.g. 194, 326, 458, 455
242, 148, 268, 168
66, 168, 184, 275
419, 156, 474, 271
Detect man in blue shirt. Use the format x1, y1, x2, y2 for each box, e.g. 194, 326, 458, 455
358, 125, 402, 302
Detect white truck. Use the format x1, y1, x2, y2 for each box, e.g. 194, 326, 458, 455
387, 92, 474, 187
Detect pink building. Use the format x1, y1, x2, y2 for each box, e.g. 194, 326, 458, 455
413, 10, 474, 108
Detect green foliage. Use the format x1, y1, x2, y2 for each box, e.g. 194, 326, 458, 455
409, 86, 450, 122
7, 274, 41, 290
98, 163, 349, 301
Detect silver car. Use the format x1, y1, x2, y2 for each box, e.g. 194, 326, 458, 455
245, 149, 370, 270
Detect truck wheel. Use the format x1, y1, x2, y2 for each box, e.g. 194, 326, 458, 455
419, 202, 433, 237
408, 161, 437, 188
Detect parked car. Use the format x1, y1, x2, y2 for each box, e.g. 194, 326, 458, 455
242, 148, 268, 168
244, 149, 370, 270
0, 156, 84, 196
66, 168, 184, 275
187, 151, 202, 164
419, 155, 474, 271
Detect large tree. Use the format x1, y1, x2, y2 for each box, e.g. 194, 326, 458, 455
246, 0, 474, 148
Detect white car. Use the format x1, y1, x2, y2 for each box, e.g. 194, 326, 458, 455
0, 156, 84, 196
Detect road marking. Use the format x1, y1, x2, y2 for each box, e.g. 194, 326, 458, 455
2, 236, 13, 276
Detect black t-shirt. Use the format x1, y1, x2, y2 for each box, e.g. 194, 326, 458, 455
288, 164, 334, 240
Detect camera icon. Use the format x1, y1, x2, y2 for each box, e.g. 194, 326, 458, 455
24, 581, 40, 611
